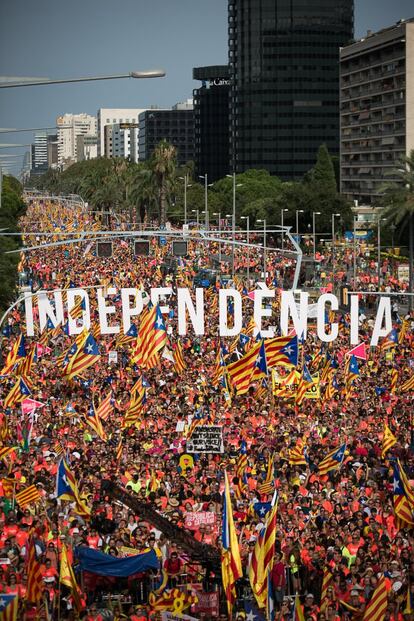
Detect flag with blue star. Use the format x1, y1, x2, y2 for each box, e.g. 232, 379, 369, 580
381, 328, 399, 351
252, 340, 268, 381
244, 600, 265, 621
318, 443, 347, 476
393, 460, 414, 528
56, 458, 91, 519
253, 502, 272, 520
0, 593, 18, 621
64, 332, 100, 380
265, 335, 298, 368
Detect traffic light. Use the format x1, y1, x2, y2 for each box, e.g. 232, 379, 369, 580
96, 241, 113, 258
134, 240, 150, 256
172, 241, 188, 257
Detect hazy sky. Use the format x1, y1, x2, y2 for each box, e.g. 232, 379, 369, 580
1, 0, 413, 175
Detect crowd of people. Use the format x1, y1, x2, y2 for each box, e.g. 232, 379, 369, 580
0, 198, 413, 621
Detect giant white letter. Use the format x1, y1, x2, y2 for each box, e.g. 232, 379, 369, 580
24, 292, 35, 337
97, 287, 120, 335
280, 291, 308, 339
370, 296, 392, 347
253, 287, 275, 338
177, 288, 204, 335
38, 291, 64, 333
67, 289, 90, 335
350, 295, 359, 345
151, 287, 172, 315
219, 289, 242, 336
317, 293, 338, 343
121, 288, 143, 334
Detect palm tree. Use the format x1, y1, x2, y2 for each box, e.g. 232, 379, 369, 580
151, 140, 177, 226
381, 150, 414, 309
127, 165, 158, 225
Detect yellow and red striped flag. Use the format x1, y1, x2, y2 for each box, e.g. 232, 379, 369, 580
60, 543, 82, 612
318, 444, 347, 476
320, 567, 334, 612
1, 477, 16, 499
227, 341, 261, 395
173, 339, 186, 373
0, 593, 18, 621
26, 539, 43, 604
3, 377, 32, 409
0, 447, 16, 463
381, 424, 397, 459
362, 576, 388, 621
95, 392, 113, 421
132, 304, 167, 369
288, 439, 308, 466
392, 460, 414, 528
64, 332, 100, 380
15, 485, 41, 509
401, 374, 414, 393
249, 498, 278, 609
295, 365, 313, 406
221, 471, 243, 616
390, 368, 398, 394
116, 438, 123, 463
258, 454, 275, 496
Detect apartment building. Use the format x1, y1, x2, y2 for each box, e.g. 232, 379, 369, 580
340, 18, 414, 204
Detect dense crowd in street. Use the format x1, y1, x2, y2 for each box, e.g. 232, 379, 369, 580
0, 198, 413, 621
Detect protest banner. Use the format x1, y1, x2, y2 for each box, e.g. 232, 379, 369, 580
184, 512, 216, 530
186, 426, 224, 453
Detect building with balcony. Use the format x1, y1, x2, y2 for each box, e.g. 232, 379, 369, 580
97, 108, 148, 159
56, 113, 97, 168
340, 18, 414, 204
228, 0, 354, 179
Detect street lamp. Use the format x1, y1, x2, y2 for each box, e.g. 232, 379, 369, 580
0, 70, 166, 89
312, 212, 321, 261
377, 217, 386, 290
241, 215, 250, 284
281, 208, 289, 250
226, 174, 243, 277
390, 223, 397, 278
198, 174, 214, 231
213, 212, 222, 263
353, 216, 358, 285
191, 209, 199, 229
257, 219, 267, 279
296, 210, 304, 237
178, 175, 192, 225
331, 213, 341, 288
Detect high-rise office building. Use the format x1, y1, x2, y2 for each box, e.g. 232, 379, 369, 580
193, 65, 230, 182
228, 0, 354, 179
56, 113, 97, 168
97, 108, 147, 160
138, 100, 195, 166
31, 132, 48, 172
340, 19, 414, 204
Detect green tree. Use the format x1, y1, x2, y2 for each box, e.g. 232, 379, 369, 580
151, 140, 177, 226
305, 144, 337, 195
0, 176, 26, 314
381, 150, 414, 305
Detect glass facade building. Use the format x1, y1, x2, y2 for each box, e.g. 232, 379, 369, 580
138, 105, 195, 166
229, 0, 354, 179
193, 65, 231, 182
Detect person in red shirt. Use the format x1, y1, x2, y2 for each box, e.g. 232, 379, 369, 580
163, 552, 182, 588
270, 551, 287, 610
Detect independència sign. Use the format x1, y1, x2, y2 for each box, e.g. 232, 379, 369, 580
23, 287, 396, 347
